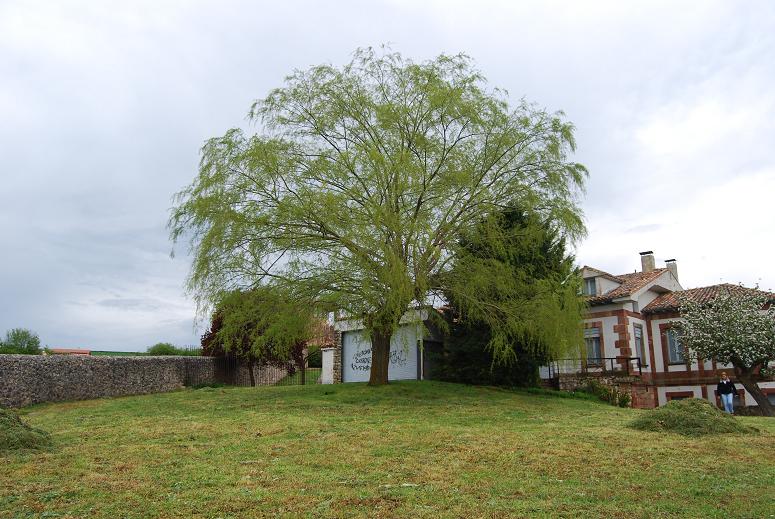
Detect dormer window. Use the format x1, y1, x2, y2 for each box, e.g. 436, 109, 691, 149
583, 277, 597, 296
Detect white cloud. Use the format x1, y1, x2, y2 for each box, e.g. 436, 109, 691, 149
577, 169, 775, 289
2, 0, 775, 348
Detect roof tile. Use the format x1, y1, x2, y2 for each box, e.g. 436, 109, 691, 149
642, 283, 774, 314
586, 268, 668, 305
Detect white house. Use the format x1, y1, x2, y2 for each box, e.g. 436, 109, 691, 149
572, 251, 775, 408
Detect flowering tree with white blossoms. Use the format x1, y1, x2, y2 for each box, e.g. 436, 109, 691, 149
677, 285, 775, 416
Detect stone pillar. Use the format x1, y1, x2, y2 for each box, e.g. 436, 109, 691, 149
630, 383, 657, 409
613, 310, 632, 371
333, 330, 342, 384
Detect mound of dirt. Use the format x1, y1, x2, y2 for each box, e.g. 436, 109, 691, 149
0, 408, 51, 453
628, 398, 758, 437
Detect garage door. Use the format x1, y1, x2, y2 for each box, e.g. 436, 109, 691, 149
341, 326, 419, 382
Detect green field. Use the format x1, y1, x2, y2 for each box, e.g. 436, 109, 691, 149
89, 351, 147, 356
2, 382, 773, 518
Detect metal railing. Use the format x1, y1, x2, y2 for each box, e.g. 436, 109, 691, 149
543, 357, 643, 379
184, 356, 323, 387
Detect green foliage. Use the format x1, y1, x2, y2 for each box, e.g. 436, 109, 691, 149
169, 47, 587, 378
427, 327, 544, 387
147, 343, 177, 355
628, 398, 758, 437
0, 408, 51, 453
306, 348, 322, 368
146, 343, 199, 356
582, 379, 631, 407
677, 285, 775, 369
676, 285, 775, 415
0, 328, 41, 355
201, 287, 317, 362
435, 209, 584, 374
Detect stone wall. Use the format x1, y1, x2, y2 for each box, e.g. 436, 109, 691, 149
557, 372, 657, 409
230, 363, 290, 386
0, 355, 221, 408
333, 330, 342, 383
630, 384, 657, 408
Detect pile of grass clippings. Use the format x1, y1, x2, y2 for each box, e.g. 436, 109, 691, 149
0, 407, 51, 453
629, 398, 758, 437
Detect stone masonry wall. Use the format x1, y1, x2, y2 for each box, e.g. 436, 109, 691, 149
0, 355, 221, 408
333, 330, 342, 383
557, 372, 657, 409
231, 363, 290, 386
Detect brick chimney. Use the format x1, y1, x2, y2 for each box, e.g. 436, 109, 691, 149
640, 251, 655, 272
665, 258, 678, 281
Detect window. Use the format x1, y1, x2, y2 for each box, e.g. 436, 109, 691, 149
634, 324, 645, 364
583, 277, 596, 296
666, 391, 694, 401
584, 327, 602, 365
666, 329, 684, 364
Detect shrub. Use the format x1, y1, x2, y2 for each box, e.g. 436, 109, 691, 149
582, 379, 631, 407
306, 348, 322, 368
147, 343, 200, 356
147, 343, 178, 355
0, 408, 51, 453
0, 328, 41, 355
628, 398, 759, 437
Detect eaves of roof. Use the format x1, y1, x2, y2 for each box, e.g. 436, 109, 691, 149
586, 268, 669, 306
642, 283, 775, 314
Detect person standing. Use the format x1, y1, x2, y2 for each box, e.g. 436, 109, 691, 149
717, 372, 738, 414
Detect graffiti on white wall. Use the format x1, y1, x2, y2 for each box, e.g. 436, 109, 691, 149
341, 326, 418, 382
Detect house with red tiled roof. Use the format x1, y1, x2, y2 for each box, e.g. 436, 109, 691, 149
545, 251, 775, 409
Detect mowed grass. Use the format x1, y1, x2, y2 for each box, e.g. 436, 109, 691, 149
1, 382, 773, 518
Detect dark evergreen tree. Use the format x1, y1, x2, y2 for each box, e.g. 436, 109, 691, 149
430, 209, 582, 387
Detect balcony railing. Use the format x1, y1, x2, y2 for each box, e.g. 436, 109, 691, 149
541, 357, 643, 379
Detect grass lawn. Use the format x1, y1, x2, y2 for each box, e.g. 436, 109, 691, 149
2, 382, 773, 518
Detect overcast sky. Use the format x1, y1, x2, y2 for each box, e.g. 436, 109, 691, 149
2, 1, 774, 351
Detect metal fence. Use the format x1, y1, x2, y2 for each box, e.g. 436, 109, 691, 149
184, 355, 323, 388
542, 357, 643, 379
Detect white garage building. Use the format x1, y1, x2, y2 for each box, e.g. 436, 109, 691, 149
321, 310, 442, 384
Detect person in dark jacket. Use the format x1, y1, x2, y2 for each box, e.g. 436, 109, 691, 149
717, 372, 737, 414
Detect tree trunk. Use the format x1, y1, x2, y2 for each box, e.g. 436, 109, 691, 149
368, 330, 392, 386
248, 357, 256, 387
734, 364, 774, 417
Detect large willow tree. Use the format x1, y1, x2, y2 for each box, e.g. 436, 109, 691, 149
170, 48, 587, 385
